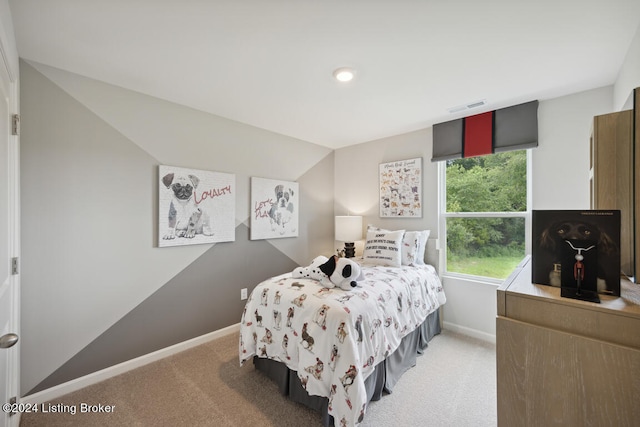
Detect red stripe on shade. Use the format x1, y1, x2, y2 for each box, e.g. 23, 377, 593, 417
463, 111, 494, 158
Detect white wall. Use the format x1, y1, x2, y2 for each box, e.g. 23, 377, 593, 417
335, 85, 616, 342
442, 86, 614, 341
533, 87, 613, 210
334, 128, 438, 230
453, 23, 640, 339
342, 23, 640, 342
0, 0, 19, 79
614, 23, 640, 110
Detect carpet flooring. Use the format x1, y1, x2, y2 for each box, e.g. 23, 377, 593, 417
20, 329, 496, 426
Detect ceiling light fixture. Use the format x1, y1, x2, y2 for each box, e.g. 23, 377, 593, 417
333, 67, 355, 82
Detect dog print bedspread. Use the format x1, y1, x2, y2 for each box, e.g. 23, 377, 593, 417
239, 263, 446, 426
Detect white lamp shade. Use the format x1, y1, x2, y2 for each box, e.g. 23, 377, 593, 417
335, 216, 363, 242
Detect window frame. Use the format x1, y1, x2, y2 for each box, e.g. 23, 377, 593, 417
438, 149, 533, 284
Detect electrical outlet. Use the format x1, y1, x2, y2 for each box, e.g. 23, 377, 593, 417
241, 288, 248, 300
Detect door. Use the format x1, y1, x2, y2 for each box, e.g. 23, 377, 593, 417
0, 42, 19, 427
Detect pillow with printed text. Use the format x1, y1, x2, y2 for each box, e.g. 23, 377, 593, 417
367, 224, 430, 266
363, 229, 405, 267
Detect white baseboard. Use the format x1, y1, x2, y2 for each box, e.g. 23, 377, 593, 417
442, 321, 496, 344
21, 323, 240, 405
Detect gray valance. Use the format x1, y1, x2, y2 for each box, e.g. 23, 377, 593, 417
432, 100, 538, 162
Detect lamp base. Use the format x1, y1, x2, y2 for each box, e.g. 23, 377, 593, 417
343, 242, 356, 258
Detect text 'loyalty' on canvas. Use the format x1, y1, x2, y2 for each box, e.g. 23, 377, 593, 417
158, 165, 236, 247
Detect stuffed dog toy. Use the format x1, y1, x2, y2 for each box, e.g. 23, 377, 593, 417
292, 255, 363, 290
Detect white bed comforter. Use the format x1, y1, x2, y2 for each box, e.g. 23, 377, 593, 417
239, 263, 446, 426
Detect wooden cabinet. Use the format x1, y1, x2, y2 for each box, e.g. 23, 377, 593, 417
590, 110, 633, 276
496, 257, 640, 426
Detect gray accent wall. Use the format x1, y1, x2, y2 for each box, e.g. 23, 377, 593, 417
29, 224, 297, 394
20, 60, 334, 395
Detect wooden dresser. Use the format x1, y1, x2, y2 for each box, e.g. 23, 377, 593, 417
496, 256, 640, 426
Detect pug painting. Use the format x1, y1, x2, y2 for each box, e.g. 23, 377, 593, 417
158, 165, 236, 247
162, 172, 213, 240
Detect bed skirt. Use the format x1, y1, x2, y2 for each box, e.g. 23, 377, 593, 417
253, 309, 442, 426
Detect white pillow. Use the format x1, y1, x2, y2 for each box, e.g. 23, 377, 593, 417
363, 229, 405, 267
368, 225, 430, 266
413, 230, 431, 265
402, 231, 422, 265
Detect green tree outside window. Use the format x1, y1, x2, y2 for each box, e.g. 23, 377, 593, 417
445, 150, 527, 279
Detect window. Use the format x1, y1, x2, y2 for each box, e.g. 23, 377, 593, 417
439, 150, 529, 281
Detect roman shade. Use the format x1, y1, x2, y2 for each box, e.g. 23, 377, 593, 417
431, 100, 538, 162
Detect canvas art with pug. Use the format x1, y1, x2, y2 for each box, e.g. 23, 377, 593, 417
250, 177, 299, 240
158, 165, 236, 247
532, 210, 621, 296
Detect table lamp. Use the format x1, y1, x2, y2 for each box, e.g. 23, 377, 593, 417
335, 215, 363, 258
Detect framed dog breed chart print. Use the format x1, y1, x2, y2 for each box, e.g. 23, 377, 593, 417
531, 210, 621, 297
250, 177, 299, 240
158, 165, 235, 247
379, 157, 422, 218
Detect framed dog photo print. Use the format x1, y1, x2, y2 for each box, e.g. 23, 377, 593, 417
531, 210, 621, 297
250, 177, 299, 240
379, 157, 422, 218
158, 165, 236, 247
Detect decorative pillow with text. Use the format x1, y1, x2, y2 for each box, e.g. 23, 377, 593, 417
367, 224, 431, 266
363, 229, 405, 267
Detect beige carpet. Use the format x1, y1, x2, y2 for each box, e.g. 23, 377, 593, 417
20, 329, 496, 427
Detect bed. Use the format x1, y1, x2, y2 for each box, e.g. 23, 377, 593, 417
239, 228, 446, 426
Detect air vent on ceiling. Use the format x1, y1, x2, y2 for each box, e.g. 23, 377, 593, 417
447, 99, 487, 114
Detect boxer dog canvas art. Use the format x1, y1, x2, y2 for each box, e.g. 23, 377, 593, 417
250, 177, 299, 240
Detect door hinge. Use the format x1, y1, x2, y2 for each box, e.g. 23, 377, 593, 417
8, 396, 16, 416
11, 114, 19, 136
11, 257, 18, 275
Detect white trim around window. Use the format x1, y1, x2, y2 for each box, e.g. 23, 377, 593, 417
437, 150, 533, 282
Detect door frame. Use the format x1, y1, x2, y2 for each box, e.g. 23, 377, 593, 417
0, 9, 20, 427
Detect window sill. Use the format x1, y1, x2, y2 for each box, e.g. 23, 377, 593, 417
442, 271, 503, 286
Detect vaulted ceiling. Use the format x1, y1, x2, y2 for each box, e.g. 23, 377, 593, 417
9, 0, 640, 149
